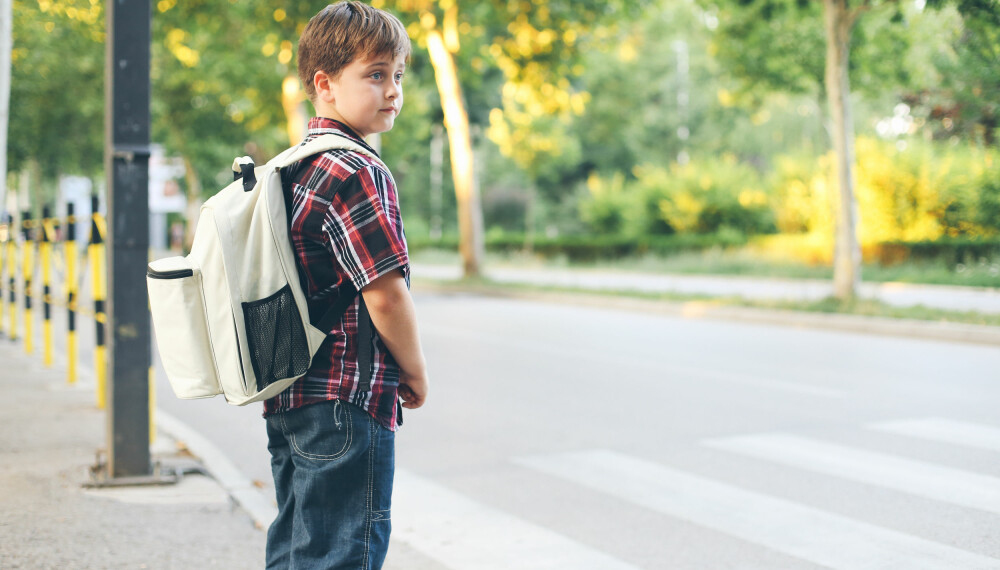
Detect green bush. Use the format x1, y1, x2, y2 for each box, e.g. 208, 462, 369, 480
976, 163, 1000, 233
771, 138, 1000, 244
874, 237, 1000, 266
578, 173, 630, 235
633, 159, 776, 236
580, 156, 777, 238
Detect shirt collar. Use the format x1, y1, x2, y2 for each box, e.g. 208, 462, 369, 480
305, 117, 380, 157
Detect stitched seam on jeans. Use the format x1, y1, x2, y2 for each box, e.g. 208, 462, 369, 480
288, 403, 353, 461
371, 509, 390, 522
362, 415, 376, 570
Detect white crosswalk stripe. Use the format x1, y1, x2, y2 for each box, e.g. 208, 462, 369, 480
514, 449, 1000, 570
388, 416, 1000, 569
869, 417, 1000, 453
703, 432, 1000, 515
390, 469, 640, 570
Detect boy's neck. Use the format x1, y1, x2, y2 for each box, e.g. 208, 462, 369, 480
309, 117, 380, 156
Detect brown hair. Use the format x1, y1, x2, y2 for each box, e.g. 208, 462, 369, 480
297, 1, 411, 101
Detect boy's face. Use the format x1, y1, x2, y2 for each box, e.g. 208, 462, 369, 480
315, 52, 406, 139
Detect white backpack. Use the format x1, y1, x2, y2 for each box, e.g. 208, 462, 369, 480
147, 134, 384, 406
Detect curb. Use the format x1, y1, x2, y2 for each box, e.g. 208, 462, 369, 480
156, 410, 276, 530
413, 281, 1000, 347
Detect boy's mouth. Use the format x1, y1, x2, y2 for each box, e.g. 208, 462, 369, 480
380, 107, 397, 115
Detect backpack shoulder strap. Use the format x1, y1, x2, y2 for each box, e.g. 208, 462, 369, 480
274, 133, 388, 172
275, 133, 380, 392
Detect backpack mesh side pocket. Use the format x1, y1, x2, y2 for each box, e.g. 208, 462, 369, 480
242, 285, 311, 392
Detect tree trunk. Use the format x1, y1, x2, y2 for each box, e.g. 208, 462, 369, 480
0, 0, 12, 218
424, 28, 484, 278
281, 74, 307, 145
823, 0, 861, 300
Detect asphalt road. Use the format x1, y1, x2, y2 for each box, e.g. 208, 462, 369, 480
152, 291, 1000, 569
9, 261, 1000, 569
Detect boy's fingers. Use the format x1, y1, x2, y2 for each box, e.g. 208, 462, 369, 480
398, 386, 425, 409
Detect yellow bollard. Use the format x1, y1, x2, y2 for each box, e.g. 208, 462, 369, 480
0, 215, 6, 337
22, 212, 34, 355
90, 201, 108, 408
6, 214, 15, 342
66, 205, 78, 385
41, 207, 54, 367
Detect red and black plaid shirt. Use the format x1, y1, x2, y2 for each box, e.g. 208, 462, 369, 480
263, 118, 409, 431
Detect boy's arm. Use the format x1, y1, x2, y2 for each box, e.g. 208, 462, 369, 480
361, 271, 429, 409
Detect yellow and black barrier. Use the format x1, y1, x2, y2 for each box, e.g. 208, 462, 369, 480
22, 212, 34, 355
3, 201, 157, 440
66, 204, 78, 385
0, 215, 7, 338
5, 214, 15, 341
41, 206, 55, 367
89, 196, 108, 409
3, 203, 108, 404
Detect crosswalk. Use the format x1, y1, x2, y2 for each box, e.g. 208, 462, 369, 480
703, 432, 1000, 514
392, 472, 640, 570
389, 416, 1000, 569
870, 418, 1000, 453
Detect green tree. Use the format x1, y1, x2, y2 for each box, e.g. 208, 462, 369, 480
904, 2, 1000, 145
372, 0, 646, 274
151, 1, 303, 245
1, 0, 11, 214
8, 0, 105, 195
708, 0, 1000, 299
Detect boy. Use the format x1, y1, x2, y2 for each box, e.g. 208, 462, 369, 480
263, 3, 428, 568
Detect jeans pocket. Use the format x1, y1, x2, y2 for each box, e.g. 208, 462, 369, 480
282, 400, 354, 461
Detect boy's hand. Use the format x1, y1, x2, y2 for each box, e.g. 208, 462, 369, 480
399, 370, 429, 409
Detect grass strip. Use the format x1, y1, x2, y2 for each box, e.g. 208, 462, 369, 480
411, 249, 1000, 288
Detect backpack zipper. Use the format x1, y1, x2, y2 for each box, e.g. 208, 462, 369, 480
146, 267, 194, 279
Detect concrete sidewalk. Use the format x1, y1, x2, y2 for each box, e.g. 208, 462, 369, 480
412, 263, 1000, 347
413, 263, 1000, 314
0, 340, 265, 569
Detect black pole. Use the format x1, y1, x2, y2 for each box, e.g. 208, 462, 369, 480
105, 0, 151, 478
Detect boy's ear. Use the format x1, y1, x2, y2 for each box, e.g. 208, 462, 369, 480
313, 70, 335, 103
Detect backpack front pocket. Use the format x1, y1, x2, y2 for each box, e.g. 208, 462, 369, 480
147, 256, 222, 398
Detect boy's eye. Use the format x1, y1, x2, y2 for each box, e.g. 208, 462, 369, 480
394, 72, 404, 82
371, 72, 383, 80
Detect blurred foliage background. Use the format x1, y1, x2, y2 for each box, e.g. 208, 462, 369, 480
7, 0, 1000, 283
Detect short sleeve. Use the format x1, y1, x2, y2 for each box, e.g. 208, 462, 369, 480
321, 164, 409, 291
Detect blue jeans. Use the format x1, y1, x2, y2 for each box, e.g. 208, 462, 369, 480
265, 400, 395, 569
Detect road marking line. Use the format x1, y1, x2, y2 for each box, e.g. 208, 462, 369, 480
421, 324, 844, 399
704, 433, 1000, 514
514, 449, 1000, 570
869, 418, 1000, 453
150, 413, 637, 570
391, 470, 639, 570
